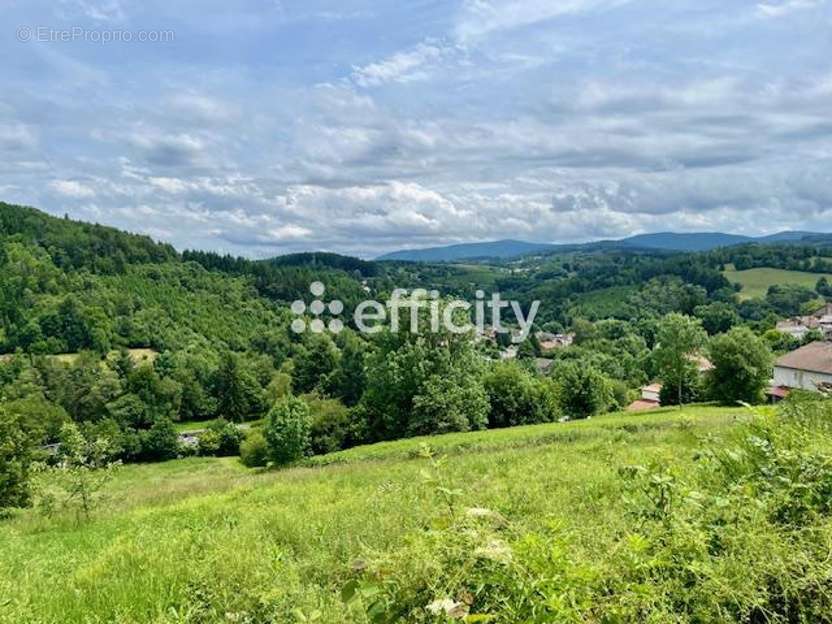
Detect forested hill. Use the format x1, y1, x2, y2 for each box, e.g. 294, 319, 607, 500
0, 201, 367, 356
0, 202, 177, 273
377, 231, 831, 262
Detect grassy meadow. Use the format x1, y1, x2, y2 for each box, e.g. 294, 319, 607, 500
722, 265, 832, 300
0, 404, 795, 623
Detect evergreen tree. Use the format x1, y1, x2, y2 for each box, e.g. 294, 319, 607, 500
211, 352, 263, 422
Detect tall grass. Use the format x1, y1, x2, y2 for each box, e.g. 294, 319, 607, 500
6, 403, 832, 623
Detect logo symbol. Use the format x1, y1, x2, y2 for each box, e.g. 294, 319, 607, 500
291, 282, 344, 334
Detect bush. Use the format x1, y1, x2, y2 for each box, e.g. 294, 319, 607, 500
138, 417, 179, 461
0, 406, 37, 510
264, 395, 311, 466
609, 379, 632, 411
553, 362, 613, 419
307, 396, 352, 455
239, 429, 269, 468
198, 419, 242, 456
409, 372, 490, 436
483, 361, 559, 427
344, 396, 832, 623
707, 326, 773, 405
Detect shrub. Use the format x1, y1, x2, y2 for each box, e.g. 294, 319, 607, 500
553, 362, 613, 419
198, 419, 242, 456
138, 417, 179, 461
307, 396, 352, 455
706, 326, 773, 405
608, 379, 632, 411
483, 361, 559, 427
409, 372, 490, 436
264, 395, 311, 466
239, 429, 269, 468
48, 422, 118, 522
0, 406, 37, 510
197, 430, 221, 456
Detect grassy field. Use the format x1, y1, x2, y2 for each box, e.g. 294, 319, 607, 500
722, 265, 831, 300
0, 348, 159, 365
0, 405, 777, 623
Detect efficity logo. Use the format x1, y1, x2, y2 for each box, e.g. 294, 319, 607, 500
290, 282, 345, 335
291, 282, 540, 343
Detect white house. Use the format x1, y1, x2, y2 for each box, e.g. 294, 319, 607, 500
641, 383, 662, 403
773, 341, 832, 392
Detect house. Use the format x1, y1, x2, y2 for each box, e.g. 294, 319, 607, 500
776, 319, 812, 341
641, 383, 662, 403
627, 383, 662, 411
775, 303, 832, 341
536, 332, 574, 351
772, 341, 832, 392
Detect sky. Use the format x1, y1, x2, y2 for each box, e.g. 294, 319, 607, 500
2, 0, 832, 258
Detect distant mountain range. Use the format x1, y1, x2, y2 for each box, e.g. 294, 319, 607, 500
376, 231, 830, 262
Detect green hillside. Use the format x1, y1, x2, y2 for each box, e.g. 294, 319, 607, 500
722, 265, 832, 300
1, 405, 747, 623
7, 400, 832, 623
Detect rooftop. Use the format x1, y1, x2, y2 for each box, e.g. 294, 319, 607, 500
775, 341, 832, 375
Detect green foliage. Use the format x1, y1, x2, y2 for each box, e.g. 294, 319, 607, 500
4, 395, 70, 445
657, 366, 701, 406
324, 331, 367, 406
630, 276, 708, 316
653, 313, 707, 407
211, 352, 264, 423
197, 419, 243, 457
515, 333, 541, 359
552, 328, 650, 389
138, 417, 179, 461
264, 395, 311, 466
292, 334, 339, 395
0, 406, 37, 510
766, 283, 818, 316
0, 202, 176, 273
410, 371, 490, 436
706, 326, 773, 404
307, 396, 352, 455
483, 361, 560, 427
239, 429, 269, 468
360, 324, 490, 441
44, 422, 119, 522
818, 276, 832, 298
552, 361, 613, 419
763, 328, 800, 353
694, 301, 740, 335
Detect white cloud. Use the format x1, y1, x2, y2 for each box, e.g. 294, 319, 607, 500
268, 224, 313, 240
757, 0, 824, 17
167, 93, 236, 123
455, 0, 631, 41
0, 123, 37, 151
49, 180, 96, 198
351, 42, 458, 87
62, 0, 126, 21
